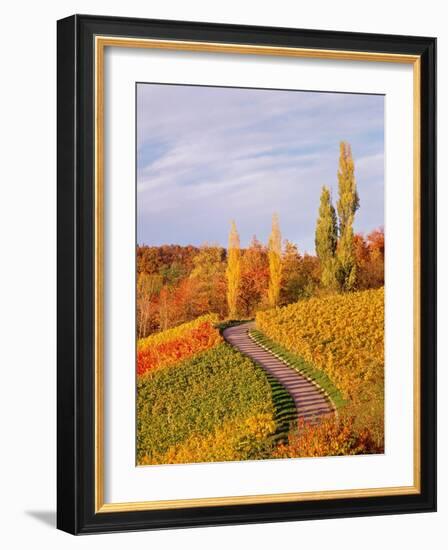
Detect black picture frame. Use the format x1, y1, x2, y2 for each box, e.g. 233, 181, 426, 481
57, 14, 436, 535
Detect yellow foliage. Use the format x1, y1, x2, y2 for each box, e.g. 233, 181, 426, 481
140, 414, 277, 465
138, 313, 220, 352
274, 416, 380, 458
268, 213, 282, 307
226, 220, 241, 318
256, 288, 384, 406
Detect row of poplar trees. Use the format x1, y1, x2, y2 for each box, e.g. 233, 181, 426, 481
315, 141, 359, 292
226, 214, 282, 318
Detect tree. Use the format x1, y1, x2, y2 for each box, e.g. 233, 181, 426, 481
239, 235, 269, 316
336, 142, 359, 291
136, 272, 163, 338
157, 285, 171, 332
281, 240, 302, 304
268, 214, 282, 307
190, 244, 227, 318
336, 215, 357, 291
315, 186, 338, 289
226, 221, 241, 318
337, 141, 359, 234
298, 253, 321, 297
354, 228, 384, 290
367, 228, 385, 288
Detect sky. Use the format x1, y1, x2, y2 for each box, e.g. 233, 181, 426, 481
137, 83, 384, 253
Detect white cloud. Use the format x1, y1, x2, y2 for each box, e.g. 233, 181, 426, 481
136, 84, 384, 252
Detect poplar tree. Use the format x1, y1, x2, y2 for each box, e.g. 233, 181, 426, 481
268, 213, 282, 307
226, 220, 241, 318
336, 142, 359, 291
336, 215, 357, 291
315, 186, 338, 289
337, 142, 359, 232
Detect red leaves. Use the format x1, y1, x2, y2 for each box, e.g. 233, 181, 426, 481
137, 320, 221, 376
273, 416, 382, 458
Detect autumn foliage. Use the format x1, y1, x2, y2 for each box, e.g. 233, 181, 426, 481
268, 214, 282, 307
274, 416, 381, 459
141, 413, 277, 465
256, 288, 384, 400
137, 343, 287, 464
354, 228, 385, 289
135, 140, 386, 464
137, 314, 222, 376
136, 230, 383, 338
226, 221, 241, 319
256, 287, 384, 447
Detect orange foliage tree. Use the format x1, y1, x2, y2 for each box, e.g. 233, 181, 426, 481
354, 228, 384, 290
238, 236, 269, 317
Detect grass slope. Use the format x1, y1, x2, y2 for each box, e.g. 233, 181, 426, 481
137, 342, 295, 464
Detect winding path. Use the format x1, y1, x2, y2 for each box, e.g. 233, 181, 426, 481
222, 322, 334, 424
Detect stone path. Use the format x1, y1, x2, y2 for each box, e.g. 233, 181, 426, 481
222, 322, 334, 423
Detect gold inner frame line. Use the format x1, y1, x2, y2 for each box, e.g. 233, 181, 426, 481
94, 35, 421, 513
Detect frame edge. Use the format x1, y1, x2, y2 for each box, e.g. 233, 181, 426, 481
57, 13, 437, 534
57, 14, 79, 535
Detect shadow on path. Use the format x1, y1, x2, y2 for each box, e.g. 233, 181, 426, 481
223, 322, 333, 425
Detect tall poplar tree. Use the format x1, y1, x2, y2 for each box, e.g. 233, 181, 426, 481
336, 142, 359, 291
226, 220, 241, 318
337, 215, 357, 291
315, 186, 338, 289
268, 213, 282, 307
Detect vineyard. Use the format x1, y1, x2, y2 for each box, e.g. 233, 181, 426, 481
136, 287, 384, 464
256, 287, 384, 448
137, 314, 222, 376
135, 97, 386, 464
137, 342, 294, 464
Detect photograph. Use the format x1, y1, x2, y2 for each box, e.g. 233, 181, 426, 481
135, 83, 385, 466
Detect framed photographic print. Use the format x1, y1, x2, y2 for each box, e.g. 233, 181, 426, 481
57, 14, 436, 534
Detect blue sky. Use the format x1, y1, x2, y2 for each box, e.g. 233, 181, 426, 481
137, 83, 384, 253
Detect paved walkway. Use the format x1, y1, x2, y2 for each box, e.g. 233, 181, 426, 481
222, 322, 334, 423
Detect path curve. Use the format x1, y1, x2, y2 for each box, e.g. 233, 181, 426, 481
222, 322, 334, 423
